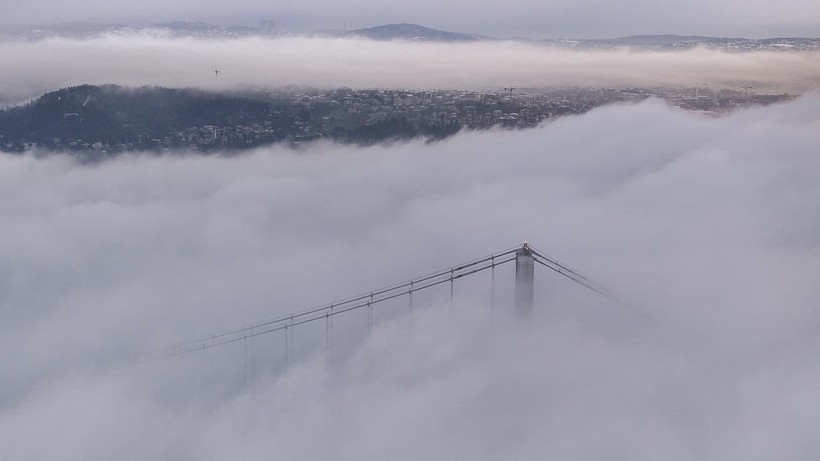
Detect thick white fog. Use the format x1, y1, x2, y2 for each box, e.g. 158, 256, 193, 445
1, 35, 819, 105
1, 96, 820, 459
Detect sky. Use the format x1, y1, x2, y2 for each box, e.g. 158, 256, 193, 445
1, 95, 819, 459
1, 0, 819, 38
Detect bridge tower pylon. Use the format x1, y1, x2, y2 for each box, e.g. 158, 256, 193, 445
515, 242, 535, 320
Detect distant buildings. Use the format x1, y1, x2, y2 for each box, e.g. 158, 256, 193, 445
0, 85, 794, 155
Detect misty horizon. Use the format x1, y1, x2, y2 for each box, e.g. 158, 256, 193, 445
1, 34, 817, 109
2, 0, 819, 40
2, 19, 820, 41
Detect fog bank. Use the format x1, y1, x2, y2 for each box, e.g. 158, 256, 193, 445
1, 35, 819, 104
1, 96, 819, 459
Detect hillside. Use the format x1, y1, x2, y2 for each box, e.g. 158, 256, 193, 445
344, 23, 485, 41
0, 85, 466, 156
0, 85, 268, 137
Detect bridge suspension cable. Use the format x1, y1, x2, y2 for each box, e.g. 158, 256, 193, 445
143, 245, 520, 361
529, 247, 618, 302
128, 242, 644, 366
528, 245, 650, 319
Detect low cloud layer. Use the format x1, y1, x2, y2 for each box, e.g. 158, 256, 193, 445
1, 35, 819, 105
1, 96, 819, 459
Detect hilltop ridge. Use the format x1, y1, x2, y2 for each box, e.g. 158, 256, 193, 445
1, 21, 817, 50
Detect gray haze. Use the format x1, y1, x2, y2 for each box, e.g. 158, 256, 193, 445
1, 0, 819, 38
0, 35, 818, 106
1, 96, 819, 459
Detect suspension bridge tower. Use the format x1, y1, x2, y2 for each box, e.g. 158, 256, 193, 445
515, 242, 535, 320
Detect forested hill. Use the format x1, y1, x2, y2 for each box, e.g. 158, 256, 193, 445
0, 85, 275, 150
0, 85, 462, 156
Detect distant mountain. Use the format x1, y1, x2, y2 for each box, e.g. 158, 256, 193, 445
33, 21, 129, 34
149, 21, 258, 37
0, 21, 135, 40
315, 23, 491, 42
151, 21, 219, 31
542, 34, 820, 51
0, 20, 259, 40
611, 34, 729, 44
1, 21, 817, 51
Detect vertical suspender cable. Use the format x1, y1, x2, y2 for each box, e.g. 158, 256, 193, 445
243, 334, 248, 385
450, 268, 454, 302
367, 292, 374, 331
409, 280, 414, 315
325, 312, 332, 354
491, 255, 496, 313
289, 322, 295, 364
284, 325, 289, 369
